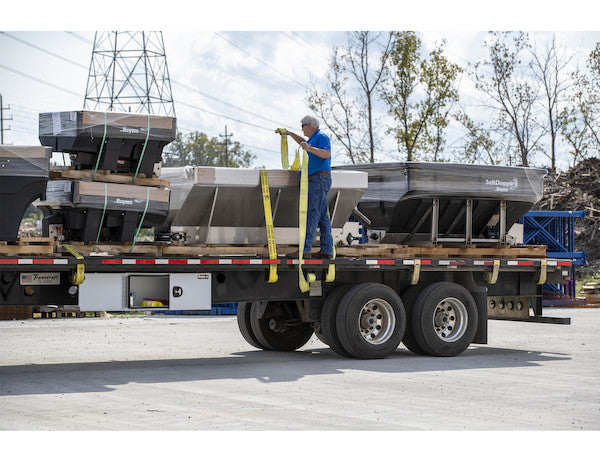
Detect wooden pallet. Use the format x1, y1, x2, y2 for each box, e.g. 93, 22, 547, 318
0, 237, 56, 256
50, 168, 170, 188
58, 241, 548, 259
0, 306, 33, 321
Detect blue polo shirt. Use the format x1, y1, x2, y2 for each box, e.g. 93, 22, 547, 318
306, 129, 331, 175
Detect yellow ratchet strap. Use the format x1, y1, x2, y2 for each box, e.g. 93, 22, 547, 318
260, 169, 278, 283
62, 243, 85, 285
325, 215, 336, 283
298, 147, 316, 293
275, 128, 300, 171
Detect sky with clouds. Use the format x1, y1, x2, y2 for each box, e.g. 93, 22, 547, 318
1, 1, 600, 171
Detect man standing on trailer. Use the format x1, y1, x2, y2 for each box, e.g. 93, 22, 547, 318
282, 115, 334, 259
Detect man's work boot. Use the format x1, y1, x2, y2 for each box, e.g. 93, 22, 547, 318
312, 250, 334, 259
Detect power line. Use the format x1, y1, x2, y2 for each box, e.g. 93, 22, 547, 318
66, 31, 93, 45
0, 63, 81, 98
290, 32, 331, 61
214, 32, 308, 90
280, 31, 330, 63
0, 32, 88, 69
171, 78, 294, 128
175, 99, 274, 132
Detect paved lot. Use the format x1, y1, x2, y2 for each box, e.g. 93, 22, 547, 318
0, 308, 598, 430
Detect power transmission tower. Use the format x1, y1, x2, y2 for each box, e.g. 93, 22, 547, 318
0, 94, 12, 144
83, 31, 176, 117
220, 125, 233, 167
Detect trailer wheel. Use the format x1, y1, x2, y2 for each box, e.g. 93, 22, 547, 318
400, 286, 427, 355
236, 301, 266, 349
249, 301, 314, 351
411, 282, 478, 357
320, 285, 353, 358
335, 283, 406, 359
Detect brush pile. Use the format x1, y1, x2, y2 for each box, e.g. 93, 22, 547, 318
533, 157, 600, 272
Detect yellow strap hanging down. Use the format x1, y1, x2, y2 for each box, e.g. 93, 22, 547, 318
297, 146, 316, 293
62, 243, 85, 285
260, 169, 278, 283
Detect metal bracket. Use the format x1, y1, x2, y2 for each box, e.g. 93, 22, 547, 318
410, 259, 421, 285
484, 260, 500, 285
535, 260, 547, 285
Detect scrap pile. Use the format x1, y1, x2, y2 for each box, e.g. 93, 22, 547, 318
533, 157, 600, 271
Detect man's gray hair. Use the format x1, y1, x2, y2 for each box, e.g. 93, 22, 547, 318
301, 115, 319, 129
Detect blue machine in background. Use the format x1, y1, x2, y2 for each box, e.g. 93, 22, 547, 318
520, 210, 586, 304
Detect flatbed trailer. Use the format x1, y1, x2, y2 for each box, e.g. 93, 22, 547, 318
0, 244, 573, 359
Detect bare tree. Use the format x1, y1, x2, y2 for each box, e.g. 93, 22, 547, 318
307, 31, 392, 164
529, 35, 573, 170
471, 31, 544, 166
308, 49, 366, 164
559, 43, 600, 166
344, 31, 392, 162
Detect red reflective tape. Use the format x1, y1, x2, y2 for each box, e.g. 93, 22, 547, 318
168, 259, 188, 265
557, 261, 572, 267
303, 259, 322, 264
201, 259, 219, 264
484, 261, 494, 265
135, 259, 155, 265
231, 259, 251, 264
33, 259, 55, 264
517, 261, 533, 266
420, 260, 431, 265
263, 259, 280, 264
102, 259, 122, 264
0, 259, 19, 264
377, 260, 395, 265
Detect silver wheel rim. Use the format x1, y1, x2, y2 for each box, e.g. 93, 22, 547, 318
432, 297, 467, 342
358, 298, 395, 345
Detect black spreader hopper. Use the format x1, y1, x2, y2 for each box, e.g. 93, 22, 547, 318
0, 146, 51, 242
334, 162, 546, 244
39, 110, 176, 177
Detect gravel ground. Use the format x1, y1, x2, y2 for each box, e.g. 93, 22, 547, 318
0, 308, 598, 431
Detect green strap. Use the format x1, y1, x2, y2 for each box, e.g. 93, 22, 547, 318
130, 187, 151, 253
92, 112, 108, 181
93, 183, 108, 252
133, 114, 151, 184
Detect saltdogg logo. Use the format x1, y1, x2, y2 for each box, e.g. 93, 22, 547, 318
485, 177, 518, 192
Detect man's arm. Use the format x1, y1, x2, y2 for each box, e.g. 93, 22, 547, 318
300, 141, 331, 159
282, 130, 331, 159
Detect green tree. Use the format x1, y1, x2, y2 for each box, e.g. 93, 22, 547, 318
380, 31, 461, 161
163, 131, 255, 167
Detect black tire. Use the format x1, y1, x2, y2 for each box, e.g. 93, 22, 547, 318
236, 301, 265, 349
249, 301, 314, 351
400, 285, 427, 355
335, 283, 406, 359
320, 285, 353, 358
411, 282, 478, 357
